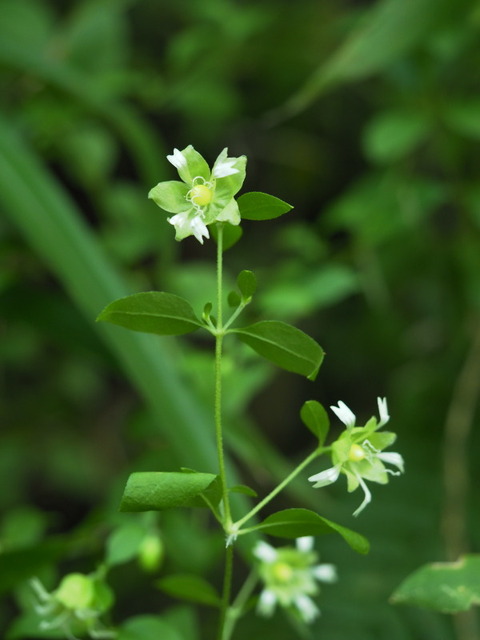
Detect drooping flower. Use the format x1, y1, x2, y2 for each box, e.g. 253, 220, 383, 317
308, 397, 404, 516
148, 145, 247, 244
253, 537, 337, 623
30, 573, 116, 640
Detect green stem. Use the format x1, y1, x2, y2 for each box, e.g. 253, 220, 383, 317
233, 449, 321, 531
217, 544, 234, 640
223, 570, 259, 640
214, 223, 231, 527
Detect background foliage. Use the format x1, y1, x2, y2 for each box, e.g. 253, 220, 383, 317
1, 0, 480, 638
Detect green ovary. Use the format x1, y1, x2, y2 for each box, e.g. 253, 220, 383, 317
348, 443, 366, 462
190, 184, 213, 206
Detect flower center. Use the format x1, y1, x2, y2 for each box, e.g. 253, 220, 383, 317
272, 561, 294, 583
348, 443, 366, 462
189, 184, 213, 207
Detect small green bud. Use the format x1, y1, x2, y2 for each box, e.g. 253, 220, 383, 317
138, 535, 164, 572
55, 573, 94, 610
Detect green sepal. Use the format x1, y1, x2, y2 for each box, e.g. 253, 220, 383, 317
300, 400, 330, 445
148, 181, 189, 213
120, 471, 221, 512
156, 574, 221, 607
238, 191, 293, 220
179, 145, 211, 183
97, 292, 203, 336
252, 508, 369, 554
237, 269, 257, 301
232, 320, 324, 380
391, 555, 480, 613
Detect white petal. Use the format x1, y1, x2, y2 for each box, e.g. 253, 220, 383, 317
296, 536, 314, 552
166, 148, 187, 170
257, 588, 277, 617
312, 563, 338, 583
212, 148, 239, 178
378, 451, 404, 473
308, 465, 341, 488
330, 401, 356, 427
353, 473, 372, 517
190, 215, 210, 244
294, 594, 320, 623
253, 540, 277, 563
377, 397, 390, 427
168, 211, 209, 244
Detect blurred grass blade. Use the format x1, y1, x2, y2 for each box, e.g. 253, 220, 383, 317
0, 116, 217, 471
276, 0, 469, 119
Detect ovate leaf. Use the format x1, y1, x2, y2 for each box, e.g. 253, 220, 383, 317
232, 320, 324, 380
300, 400, 330, 445
391, 555, 480, 613
97, 292, 203, 336
238, 192, 293, 220
237, 270, 257, 300
118, 615, 182, 640
157, 574, 221, 607
253, 508, 369, 555
120, 471, 221, 512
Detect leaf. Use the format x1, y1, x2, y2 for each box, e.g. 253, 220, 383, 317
156, 574, 221, 607
229, 484, 258, 498
105, 522, 146, 567
96, 291, 203, 336
252, 508, 370, 555
363, 110, 430, 163
232, 320, 324, 380
210, 221, 243, 250
238, 192, 293, 220
118, 615, 183, 640
237, 270, 257, 300
300, 400, 330, 445
120, 471, 221, 512
391, 555, 480, 613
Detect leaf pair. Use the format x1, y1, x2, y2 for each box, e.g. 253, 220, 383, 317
97, 292, 324, 381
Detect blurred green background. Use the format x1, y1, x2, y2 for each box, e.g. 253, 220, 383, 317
1, 0, 480, 638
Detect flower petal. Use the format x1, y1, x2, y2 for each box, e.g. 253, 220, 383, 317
377, 451, 404, 473
294, 594, 320, 623
312, 564, 338, 583
257, 588, 277, 617
253, 540, 277, 563
296, 536, 314, 553
212, 148, 240, 178
168, 211, 209, 244
377, 397, 390, 427
167, 148, 187, 171
330, 401, 356, 428
308, 465, 341, 488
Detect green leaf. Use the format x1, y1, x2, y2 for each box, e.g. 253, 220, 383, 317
238, 191, 293, 221
300, 400, 330, 445
237, 270, 257, 300
97, 292, 203, 336
210, 222, 243, 250
363, 110, 430, 163
105, 522, 146, 567
118, 615, 183, 640
156, 574, 221, 607
227, 291, 241, 307
229, 484, 258, 498
120, 471, 221, 512
391, 555, 480, 613
252, 508, 369, 555
232, 320, 324, 380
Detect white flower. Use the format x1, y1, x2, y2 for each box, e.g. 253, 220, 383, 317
253, 537, 337, 624
309, 397, 404, 516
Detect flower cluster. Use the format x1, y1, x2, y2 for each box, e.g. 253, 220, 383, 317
253, 537, 337, 623
308, 397, 404, 516
148, 145, 246, 244
30, 573, 115, 640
